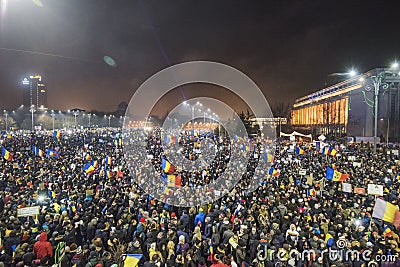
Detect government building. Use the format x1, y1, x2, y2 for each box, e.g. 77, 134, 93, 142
291, 68, 400, 142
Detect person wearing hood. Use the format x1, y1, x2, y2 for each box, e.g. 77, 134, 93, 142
33, 232, 53, 260
194, 208, 205, 227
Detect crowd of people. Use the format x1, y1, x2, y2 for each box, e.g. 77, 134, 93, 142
0, 128, 400, 267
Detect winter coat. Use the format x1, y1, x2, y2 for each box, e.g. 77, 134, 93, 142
33, 232, 53, 259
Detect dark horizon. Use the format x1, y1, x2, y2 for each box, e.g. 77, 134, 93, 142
0, 0, 399, 113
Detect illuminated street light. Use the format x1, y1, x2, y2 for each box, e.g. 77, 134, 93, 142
348, 69, 357, 77
107, 115, 114, 127
359, 62, 399, 154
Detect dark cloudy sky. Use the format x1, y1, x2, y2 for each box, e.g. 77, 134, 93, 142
0, 0, 399, 113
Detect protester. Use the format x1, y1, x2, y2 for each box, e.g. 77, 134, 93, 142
0, 128, 400, 267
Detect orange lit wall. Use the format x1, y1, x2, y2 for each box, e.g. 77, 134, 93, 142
291, 97, 348, 125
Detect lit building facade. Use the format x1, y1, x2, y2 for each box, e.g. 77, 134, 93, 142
22, 75, 47, 110
291, 68, 400, 141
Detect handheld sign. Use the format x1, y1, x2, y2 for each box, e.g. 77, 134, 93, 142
17, 206, 40, 217
367, 184, 383, 196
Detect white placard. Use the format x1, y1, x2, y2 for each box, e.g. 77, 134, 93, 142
353, 162, 362, 168
17, 206, 40, 217
299, 169, 307, 176
393, 150, 399, 156
342, 183, 352, 193
367, 184, 384, 196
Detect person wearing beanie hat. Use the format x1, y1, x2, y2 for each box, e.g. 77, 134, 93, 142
134, 217, 147, 241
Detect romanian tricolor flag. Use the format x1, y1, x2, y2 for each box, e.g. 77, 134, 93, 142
161, 158, 174, 174
2, 147, 12, 161
53, 130, 61, 139
32, 146, 44, 157
307, 189, 316, 197
107, 171, 114, 178
83, 163, 95, 174
263, 152, 274, 163
84, 153, 91, 160
295, 147, 306, 155
91, 160, 99, 169
105, 156, 112, 165
167, 174, 182, 187
269, 167, 280, 177
384, 225, 394, 237
325, 167, 349, 182
328, 147, 337, 156
372, 198, 399, 223
46, 149, 59, 158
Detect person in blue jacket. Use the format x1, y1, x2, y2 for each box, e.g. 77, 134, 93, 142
194, 208, 205, 227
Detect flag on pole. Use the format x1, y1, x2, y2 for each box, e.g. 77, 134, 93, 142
307, 189, 316, 196
161, 158, 174, 174
123, 254, 143, 267
295, 147, 306, 155
2, 147, 12, 161
325, 167, 349, 182
46, 149, 59, 158
53, 130, 61, 139
269, 167, 280, 177
91, 160, 99, 169
83, 162, 95, 174
328, 147, 337, 156
32, 146, 44, 157
372, 198, 399, 223
84, 153, 91, 160
105, 156, 112, 165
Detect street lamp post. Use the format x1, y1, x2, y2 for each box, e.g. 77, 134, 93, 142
73, 112, 79, 127
387, 117, 390, 146
3, 110, 8, 131
51, 110, 55, 131
88, 114, 92, 129
361, 63, 398, 154
30, 105, 36, 131
108, 115, 113, 127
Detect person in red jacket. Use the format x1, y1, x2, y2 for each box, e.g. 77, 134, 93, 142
33, 232, 53, 260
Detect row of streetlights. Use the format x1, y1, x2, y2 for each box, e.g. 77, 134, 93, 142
182, 101, 220, 134
1, 106, 125, 131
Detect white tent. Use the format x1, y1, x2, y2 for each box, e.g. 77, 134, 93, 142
280, 131, 313, 141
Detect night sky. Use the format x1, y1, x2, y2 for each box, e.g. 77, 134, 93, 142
0, 0, 399, 114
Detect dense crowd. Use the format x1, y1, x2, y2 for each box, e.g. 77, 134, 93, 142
0, 128, 400, 267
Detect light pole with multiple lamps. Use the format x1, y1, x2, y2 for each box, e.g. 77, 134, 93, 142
358, 62, 399, 154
